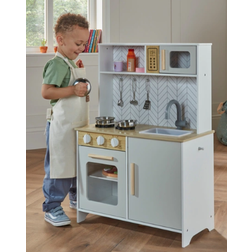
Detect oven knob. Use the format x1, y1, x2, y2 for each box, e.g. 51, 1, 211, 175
83, 134, 91, 144
97, 136, 105, 146
111, 138, 119, 148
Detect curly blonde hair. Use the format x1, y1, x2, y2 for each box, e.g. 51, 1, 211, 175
54, 13, 89, 35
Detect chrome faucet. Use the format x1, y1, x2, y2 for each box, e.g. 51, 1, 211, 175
165, 99, 187, 129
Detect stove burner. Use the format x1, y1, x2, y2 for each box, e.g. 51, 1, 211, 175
115, 125, 135, 130
95, 124, 115, 128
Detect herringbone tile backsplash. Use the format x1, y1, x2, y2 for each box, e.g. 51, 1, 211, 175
113, 75, 197, 129
112, 46, 197, 129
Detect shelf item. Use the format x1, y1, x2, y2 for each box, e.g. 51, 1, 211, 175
102, 167, 118, 178
127, 49, 136, 72
84, 29, 102, 53
113, 61, 123, 72
136, 67, 145, 73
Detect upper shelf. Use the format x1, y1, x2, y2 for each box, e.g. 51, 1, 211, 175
100, 71, 197, 77
98, 43, 212, 77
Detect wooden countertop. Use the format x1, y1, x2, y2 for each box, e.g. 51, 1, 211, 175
75, 124, 215, 143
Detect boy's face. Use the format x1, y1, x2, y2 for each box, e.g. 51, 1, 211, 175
57, 26, 89, 60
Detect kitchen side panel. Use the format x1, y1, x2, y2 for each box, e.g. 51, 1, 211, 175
181, 134, 214, 247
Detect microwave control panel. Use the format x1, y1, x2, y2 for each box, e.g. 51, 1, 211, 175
146, 46, 159, 73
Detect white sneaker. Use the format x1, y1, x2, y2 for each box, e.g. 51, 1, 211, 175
69, 200, 77, 209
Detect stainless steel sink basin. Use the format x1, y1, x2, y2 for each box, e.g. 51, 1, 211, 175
139, 128, 193, 137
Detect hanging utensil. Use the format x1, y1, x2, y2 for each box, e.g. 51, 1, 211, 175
130, 78, 138, 105
143, 78, 151, 110
117, 78, 124, 107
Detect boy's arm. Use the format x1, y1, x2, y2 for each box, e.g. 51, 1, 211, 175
41, 83, 88, 100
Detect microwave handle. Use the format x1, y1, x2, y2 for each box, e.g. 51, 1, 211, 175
161, 49, 167, 70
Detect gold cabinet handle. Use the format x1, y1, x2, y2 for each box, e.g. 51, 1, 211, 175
88, 154, 114, 161
131, 163, 135, 195
161, 49, 166, 70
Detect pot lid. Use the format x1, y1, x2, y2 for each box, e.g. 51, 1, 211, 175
95, 116, 115, 121
73, 78, 91, 95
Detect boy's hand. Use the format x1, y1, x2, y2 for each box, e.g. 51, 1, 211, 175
76, 59, 84, 68
74, 83, 88, 97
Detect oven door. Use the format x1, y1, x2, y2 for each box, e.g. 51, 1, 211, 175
78, 146, 126, 219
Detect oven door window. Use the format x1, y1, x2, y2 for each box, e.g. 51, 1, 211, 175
87, 162, 118, 206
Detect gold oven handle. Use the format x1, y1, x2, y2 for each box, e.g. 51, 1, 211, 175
88, 154, 114, 161
130, 163, 135, 195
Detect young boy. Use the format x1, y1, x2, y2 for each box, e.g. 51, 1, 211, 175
41, 13, 90, 226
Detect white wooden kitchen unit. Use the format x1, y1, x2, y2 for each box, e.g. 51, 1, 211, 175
75, 43, 214, 248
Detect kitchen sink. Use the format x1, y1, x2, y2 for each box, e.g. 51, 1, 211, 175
139, 128, 193, 137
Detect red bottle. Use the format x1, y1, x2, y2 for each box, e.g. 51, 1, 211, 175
127, 49, 136, 72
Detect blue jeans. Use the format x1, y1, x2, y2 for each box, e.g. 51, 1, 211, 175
42, 121, 76, 212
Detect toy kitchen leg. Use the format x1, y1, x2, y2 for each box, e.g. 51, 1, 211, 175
77, 210, 88, 223
182, 216, 214, 247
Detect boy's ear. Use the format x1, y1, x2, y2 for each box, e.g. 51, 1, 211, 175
56, 34, 64, 46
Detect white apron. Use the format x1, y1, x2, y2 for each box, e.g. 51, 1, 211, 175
49, 52, 89, 178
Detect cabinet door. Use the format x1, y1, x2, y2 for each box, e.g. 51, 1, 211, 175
128, 138, 181, 230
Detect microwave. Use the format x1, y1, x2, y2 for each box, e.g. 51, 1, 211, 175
159, 45, 197, 75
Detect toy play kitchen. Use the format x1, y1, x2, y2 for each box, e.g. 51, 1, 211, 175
75, 43, 214, 248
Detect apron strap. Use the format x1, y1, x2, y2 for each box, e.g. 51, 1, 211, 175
55, 52, 86, 85
55, 52, 77, 85
56, 52, 75, 69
